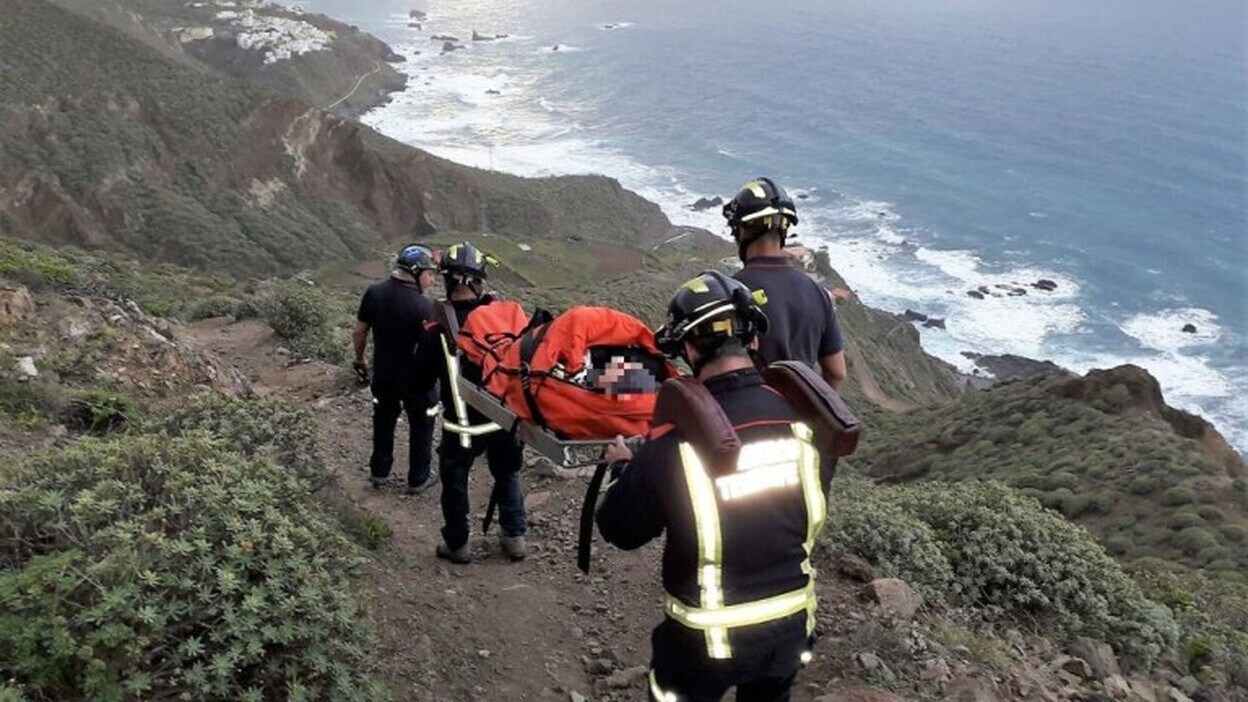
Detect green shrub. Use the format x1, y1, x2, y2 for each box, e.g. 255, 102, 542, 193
1219, 525, 1246, 543
0, 433, 384, 701
143, 393, 325, 484
187, 296, 244, 321
1174, 527, 1219, 556
824, 479, 1178, 667
1161, 486, 1196, 507
1168, 512, 1206, 531
255, 283, 347, 364
1195, 505, 1225, 523
57, 389, 135, 434
1127, 475, 1160, 495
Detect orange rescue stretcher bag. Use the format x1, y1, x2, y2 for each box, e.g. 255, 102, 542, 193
455, 299, 533, 368
482, 306, 675, 439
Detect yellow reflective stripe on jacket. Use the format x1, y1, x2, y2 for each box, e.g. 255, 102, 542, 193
672, 422, 824, 658
665, 581, 815, 629
678, 442, 729, 659
439, 334, 499, 447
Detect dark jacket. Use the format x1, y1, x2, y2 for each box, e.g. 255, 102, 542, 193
357, 277, 437, 397
596, 367, 830, 659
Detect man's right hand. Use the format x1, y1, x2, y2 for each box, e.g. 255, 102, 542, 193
353, 361, 370, 386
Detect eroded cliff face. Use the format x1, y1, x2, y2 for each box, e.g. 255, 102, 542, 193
0, 0, 695, 276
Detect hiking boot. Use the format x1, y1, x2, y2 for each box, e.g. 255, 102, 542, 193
370, 476, 388, 490
405, 472, 439, 496
500, 535, 527, 562
436, 541, 471, 564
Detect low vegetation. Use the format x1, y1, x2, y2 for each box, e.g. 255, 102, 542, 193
825, 477, 1179, 668
0, 395, 387, 700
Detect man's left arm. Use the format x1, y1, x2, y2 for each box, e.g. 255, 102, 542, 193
596, 437, 667, 550
819, 289, 848, 389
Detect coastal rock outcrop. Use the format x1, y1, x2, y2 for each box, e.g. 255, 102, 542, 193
1181, 323, 1197, 333
962, 352, 1069, 382
688, 196, 723, 211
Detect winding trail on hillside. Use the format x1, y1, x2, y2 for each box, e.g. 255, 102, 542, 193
182, 317, 873, 701
326, 61, 383, 111
846, 342, 915, 414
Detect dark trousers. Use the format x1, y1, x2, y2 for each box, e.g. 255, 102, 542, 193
647, 620, 804, 702
369, 384, 435, 487
438, 431, 526, 549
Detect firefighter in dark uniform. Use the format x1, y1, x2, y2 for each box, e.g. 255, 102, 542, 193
597, 271, 830, 702
725, 177, 848, 389
352, 244, 441, 494
428, 242, 527, 564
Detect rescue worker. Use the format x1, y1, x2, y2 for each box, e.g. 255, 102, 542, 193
353, 244, 441, 494
597, 271, 830, 702
725, 177, 848, 388
428, 242, 527, 564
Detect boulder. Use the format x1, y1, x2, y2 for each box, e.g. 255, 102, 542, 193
1181, 323, 1197, 334
441, 41, 464, 53
0, 286, 35, 328
966, 289, 985, 300
861, 578, 922, 620
1032, 279, 1058, 292
901, 309, 928, 323
409, 9, 427, 19
471, 30, 493, 41
605, 666, 647, 689
833, 553, 876, 583
922, 317, 946, 330
1067, 637, 1120, 679
1103, 674, 1132, 700
15, 356, 38, 379
1052, 654, 1093, 680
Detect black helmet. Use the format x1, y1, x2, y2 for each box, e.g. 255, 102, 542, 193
655, 270, 769, 359
395, 243, 438, 274
440, 241, 495, 279
722, 177, 799, 230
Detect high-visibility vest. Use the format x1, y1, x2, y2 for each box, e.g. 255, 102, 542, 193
665, 422, 825, 660
439, 335, 501, 448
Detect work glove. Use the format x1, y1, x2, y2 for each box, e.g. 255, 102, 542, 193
353, 361, 370, 386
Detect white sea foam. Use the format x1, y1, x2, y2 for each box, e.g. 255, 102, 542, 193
1120, 308, 1222, 351
598, 21, 635, 31
538, 44, 584, 53
359, 7, 1246, 453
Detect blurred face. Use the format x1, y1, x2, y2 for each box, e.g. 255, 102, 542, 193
418, 269, 436, 291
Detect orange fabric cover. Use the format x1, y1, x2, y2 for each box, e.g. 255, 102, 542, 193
456, 300, 530, 368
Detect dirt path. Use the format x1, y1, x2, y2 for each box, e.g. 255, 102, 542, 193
182, 317, 878, 701
326, 61, 383, 111
846, 344, 914, 414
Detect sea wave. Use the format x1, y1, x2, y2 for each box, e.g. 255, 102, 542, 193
359, 7, 1246, 453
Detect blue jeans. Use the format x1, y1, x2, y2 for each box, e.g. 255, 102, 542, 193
438, 431, 526, 549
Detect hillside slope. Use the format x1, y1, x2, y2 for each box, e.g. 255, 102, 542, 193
0, 0, 708, 278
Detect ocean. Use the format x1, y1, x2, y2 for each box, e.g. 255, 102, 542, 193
282, 0, 1246, 452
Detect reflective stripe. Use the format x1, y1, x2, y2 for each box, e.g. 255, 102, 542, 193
440, 335, 499, 447
426, 402, 443, 418
678, 442, 729, 659
649, 670, 677, 702
665, 581, 814, 629
671, 423, 825, 656
442, 420, 502, 436
793, 422, 826, 636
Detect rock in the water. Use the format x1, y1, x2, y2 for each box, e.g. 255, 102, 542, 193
441, 41, 464, 53
1181, 323, 1197, 333
861, 578, 922, 621
1067, 637, 1120, 679
901, 309, 928, 323
689, 196, 724, 211
0, 286, 35, 328
966, 289, 985, 300
922, 317, 946, 330
409, 9, 427, 19
1032, 278, 1058, 292
431, 34, 460, 41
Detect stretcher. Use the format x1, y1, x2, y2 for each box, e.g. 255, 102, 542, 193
456, 376, 617, 468
458, 374, 626, 573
